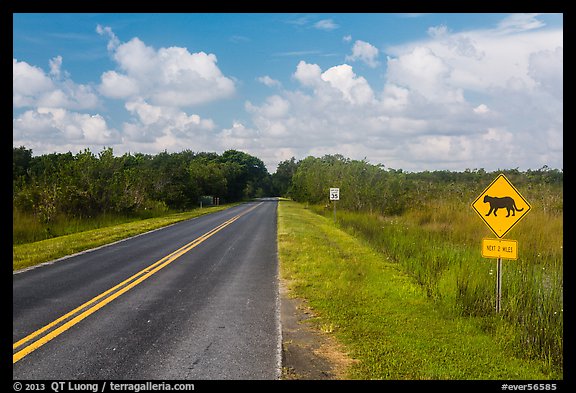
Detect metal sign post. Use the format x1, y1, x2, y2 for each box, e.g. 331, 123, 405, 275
333, 200, 337, 222
496, 258, 502, 313
472, 174, 531, 314
329, 188, 340, 223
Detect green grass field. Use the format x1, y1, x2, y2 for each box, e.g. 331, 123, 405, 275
277, 200, 561, 379
311, 194, 563, 372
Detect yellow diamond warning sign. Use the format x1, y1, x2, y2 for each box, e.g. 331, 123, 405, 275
471, 174, 531, 238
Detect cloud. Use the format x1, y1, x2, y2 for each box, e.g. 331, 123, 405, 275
99, 70, 140, 99
293, 61, 323, 87
243, 14, 562, 172
13, 59, 54, 107
273, 50, 322, 57
257, 75, 282, 88
13, 55, 116, 156
473, 104, 490, 114
386, 46, 464, 104
48, 55, 64, 78
496, 13, 545, 33
13, 14, 562, 173
427, 24, 449, 39
293, 61, 375, 106
13, 107, 120, 151
97, 27, 235, 108
246, 95, 290, 119
122, 99, 216, 146
528, 46, 563, 99
285, 15, 313, 27
13, 26, 238, 158
321, 65, 375, 105
346, 40, 380, 68
314, 19, 339, 31
13, 57, 100, 110
96, 24, 120, 51
245, 62, 398, 168
109, 99, 222, 157
220, 121, 258, 150
229, 35, 250, 43
286, 15, 339, 31
387, 17, 561, 93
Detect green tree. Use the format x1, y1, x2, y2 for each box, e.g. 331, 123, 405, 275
219, 150, 270, 200
272, 157, 298, 197
13, 146, 33, 182
189, 158, 228, 198
148, 151, 200, 210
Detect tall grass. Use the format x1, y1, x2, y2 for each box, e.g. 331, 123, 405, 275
311, 193, 563, 373
13, 203, 170, 245
280, 201, 557, 379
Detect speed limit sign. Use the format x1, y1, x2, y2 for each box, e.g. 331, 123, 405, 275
329, 188, 340, 201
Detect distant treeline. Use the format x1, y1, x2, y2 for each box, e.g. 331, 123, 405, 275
277, 154, 563, 215
13, 146, 274, 223
13, 147, 563, 224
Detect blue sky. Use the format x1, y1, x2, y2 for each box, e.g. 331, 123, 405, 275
13, 13, 563, 172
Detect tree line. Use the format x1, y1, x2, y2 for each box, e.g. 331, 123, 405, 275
13, 146, 273, 224
13, 147, 562, 225
276, 154, 563, 215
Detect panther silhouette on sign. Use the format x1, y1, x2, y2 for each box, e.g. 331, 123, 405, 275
483, 195, 524, 217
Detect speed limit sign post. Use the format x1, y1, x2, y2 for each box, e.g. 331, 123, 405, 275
329, 188, 339, 222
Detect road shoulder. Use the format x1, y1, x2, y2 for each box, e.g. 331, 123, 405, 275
280, 279, 356, 380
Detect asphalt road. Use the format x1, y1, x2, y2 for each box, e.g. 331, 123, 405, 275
13, 199, 280, 380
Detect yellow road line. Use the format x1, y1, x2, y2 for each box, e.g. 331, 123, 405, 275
13, 203, 262, 364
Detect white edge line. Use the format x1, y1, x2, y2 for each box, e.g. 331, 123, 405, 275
275, 259, 283, 380
274, 201, 283, 380
12, 203, 254, 275
13, 222, 182, 275
13, 204, 257, 275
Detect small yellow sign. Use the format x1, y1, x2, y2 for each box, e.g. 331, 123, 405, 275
482, 238, 518, 260
471, 174, 531, 238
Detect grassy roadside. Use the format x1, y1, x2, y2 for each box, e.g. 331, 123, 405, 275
277, 200, 558, 379
13, 204, 238, 271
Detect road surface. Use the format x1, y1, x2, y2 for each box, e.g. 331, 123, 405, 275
13, 199, 280, 380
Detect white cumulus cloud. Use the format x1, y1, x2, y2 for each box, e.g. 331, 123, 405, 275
120, 99, 216, 153
293, 61, 323, 87
13, 56, 110, 155
321, 64, 375, 105
346, 40, 380, 68
13, 107, 119, 151
98, 27, 235, 108
13, 57, 99, 110
243, 14, 562, 172
386, 46, 464, 104
257, 75, 282, 88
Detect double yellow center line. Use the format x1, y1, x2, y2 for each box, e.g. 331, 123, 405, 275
13, 203, 262, 364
